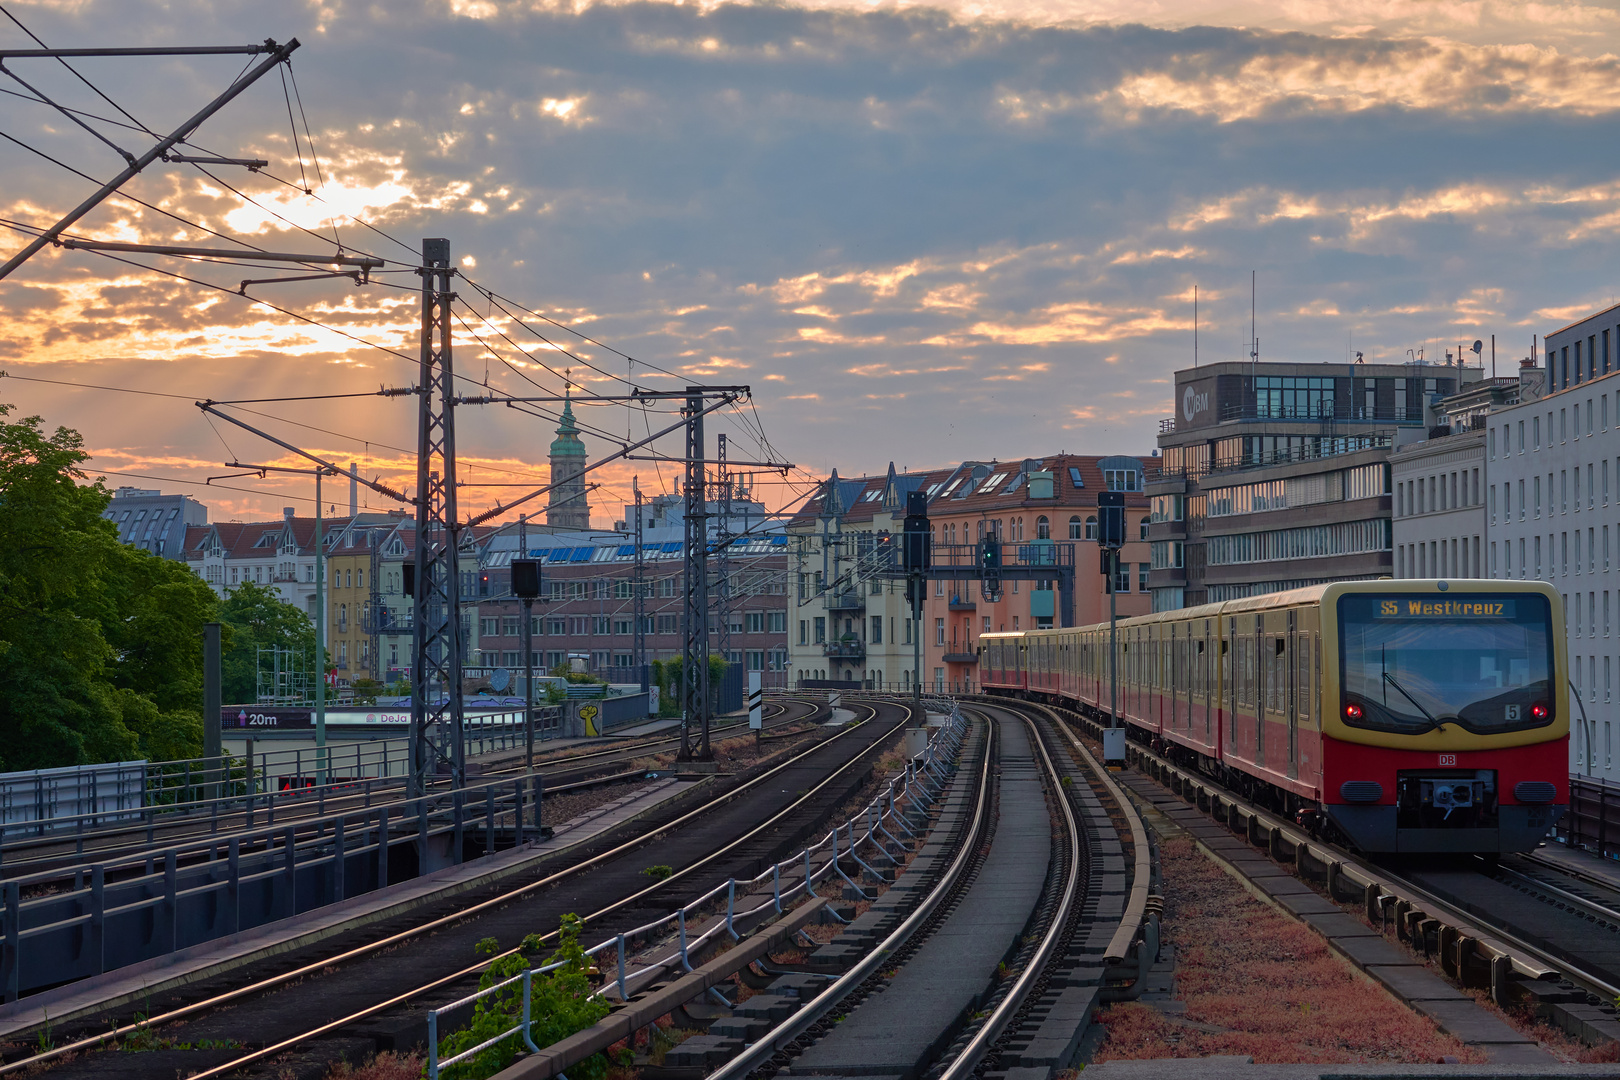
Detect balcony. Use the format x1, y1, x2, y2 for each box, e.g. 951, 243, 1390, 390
825, 589, 865, 612
942, 649, 978, 665
824, 638, 866, 660
948, 596, 976, 611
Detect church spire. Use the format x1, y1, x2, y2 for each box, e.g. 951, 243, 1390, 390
547, 387, 590, 529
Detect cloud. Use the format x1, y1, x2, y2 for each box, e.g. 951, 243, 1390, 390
3, 0, 1620, 521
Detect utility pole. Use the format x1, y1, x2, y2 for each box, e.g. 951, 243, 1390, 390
679, 389, 712, 760
315, 466, 327, 787
410, 238, 466, 796
518, 513, 535, 771
633, 478, 648, 694
716, 433, 732, 668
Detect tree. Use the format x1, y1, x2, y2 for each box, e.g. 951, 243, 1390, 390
217, 580, 317, 705
0, 405, 218, 770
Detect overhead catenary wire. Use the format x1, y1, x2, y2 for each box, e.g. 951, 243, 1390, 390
0, 44, 807, 524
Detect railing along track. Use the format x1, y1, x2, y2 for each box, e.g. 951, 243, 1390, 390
0, 697, 905, 1078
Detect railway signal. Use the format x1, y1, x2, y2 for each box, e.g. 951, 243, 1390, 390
1097, 491, 1126, 767
903, 491, 931, 713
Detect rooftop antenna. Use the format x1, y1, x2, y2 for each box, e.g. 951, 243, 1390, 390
1250, 270, 1257, 365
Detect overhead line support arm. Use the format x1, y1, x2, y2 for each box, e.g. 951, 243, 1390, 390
0, 38, 300, 282
196, 400, 413, 504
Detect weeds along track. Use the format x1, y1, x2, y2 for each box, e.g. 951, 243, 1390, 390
1058, 697, 1620, 1054
0, 698, 910, 1080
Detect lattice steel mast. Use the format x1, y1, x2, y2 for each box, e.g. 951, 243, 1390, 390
410, 238, 465, 796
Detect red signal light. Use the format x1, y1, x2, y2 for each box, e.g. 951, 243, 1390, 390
1344, 702, 1364, 721
1531, 702, 1549, 720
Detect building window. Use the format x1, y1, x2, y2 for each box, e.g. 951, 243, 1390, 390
814, 617, 826, 644
1085, 515, 1098, 541
935, 618, 946, 645
1140, 516, 1150, 541
799, 619, 807, 645
870, 616, 883, 644
1069, 515, 1084, 540
1036, 515, 1050, 541
1139, 563, 1149, 591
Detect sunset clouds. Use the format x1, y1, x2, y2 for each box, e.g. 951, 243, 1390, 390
2, 0, 1619, 521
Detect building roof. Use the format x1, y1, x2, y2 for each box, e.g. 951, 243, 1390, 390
793, 454, 1158, 527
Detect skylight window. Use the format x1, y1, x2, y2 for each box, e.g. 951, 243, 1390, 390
979, 473, 1007, 494
1069, 467, 1085, 488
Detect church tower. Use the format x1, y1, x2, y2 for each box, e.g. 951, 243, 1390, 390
547, 394, 591, 530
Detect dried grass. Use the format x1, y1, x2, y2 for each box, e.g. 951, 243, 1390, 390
323, 1050, 422, 1080
1093, 836, 1484, 1065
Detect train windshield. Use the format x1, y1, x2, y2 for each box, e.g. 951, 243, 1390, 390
1337, 593, 1555, 735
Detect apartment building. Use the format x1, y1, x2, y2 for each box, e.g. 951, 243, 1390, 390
788, 456, 1153, 694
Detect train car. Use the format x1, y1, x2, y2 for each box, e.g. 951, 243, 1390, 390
980, 579, 1569, 856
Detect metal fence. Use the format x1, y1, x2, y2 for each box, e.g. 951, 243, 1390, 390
0, 762, 146, 835
1, 708, 563, 845
1, 772, 546, 1000
1553, 775, 1620, 859
424, 698, 966, 1079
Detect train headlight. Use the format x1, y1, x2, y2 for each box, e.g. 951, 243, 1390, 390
1344, 701, 1364, 722
1530, 702, 1549, 721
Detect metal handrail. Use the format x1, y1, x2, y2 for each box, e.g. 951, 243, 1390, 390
424, 701, 968, 1078
706, 706, 984, 1080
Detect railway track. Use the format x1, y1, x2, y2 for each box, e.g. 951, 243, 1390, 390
0, 698, 814, 880
676, 698, 1153, 1080
1039, 693, 1620, 1056
0, 696, 912, 1079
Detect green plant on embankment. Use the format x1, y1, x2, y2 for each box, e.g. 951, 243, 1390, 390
430, 914, 610, 1080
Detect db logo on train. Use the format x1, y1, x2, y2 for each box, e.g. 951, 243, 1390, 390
1438, 754, 1457, 766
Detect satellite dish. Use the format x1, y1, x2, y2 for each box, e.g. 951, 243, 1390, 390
490, 668, 511, 692
1472, 340, 1483, 355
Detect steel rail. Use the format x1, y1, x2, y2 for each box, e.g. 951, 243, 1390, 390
1027, 699, 1151, 966
1496, 863, 1620, 928
707, 707, 994, 1080
0, 699, 905, 1076
934, 704, 1081, 1080
1104, 709, 1620, 1004
1521, 850, 1620, 899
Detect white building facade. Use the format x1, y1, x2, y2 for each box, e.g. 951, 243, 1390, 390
1391, 430, 1486, 580
1485, 347, 1620, 782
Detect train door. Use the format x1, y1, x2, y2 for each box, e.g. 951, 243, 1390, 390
1225, 616, 1237, 758
1254, 615, 1267, 768
1286, 609, 1299, 781
1201, 620, 1212, 741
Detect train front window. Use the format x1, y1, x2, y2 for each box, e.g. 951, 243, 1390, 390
1338, 594, 1554, 735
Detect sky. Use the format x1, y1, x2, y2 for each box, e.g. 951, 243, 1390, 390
3, 0, 1620, 527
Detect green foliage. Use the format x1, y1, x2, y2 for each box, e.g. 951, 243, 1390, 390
217, 580, 316, 706
350, 677, 384, 705
641, 864, 673, 881
651, 654, 729, 717
0, 404, 219, 770
432, 914, 611, 1080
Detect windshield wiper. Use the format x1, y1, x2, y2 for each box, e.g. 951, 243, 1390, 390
1382, 670, 1442, 732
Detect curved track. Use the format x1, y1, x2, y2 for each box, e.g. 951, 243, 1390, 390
0, 697, 910, 1079
707, 699, 1150, 1080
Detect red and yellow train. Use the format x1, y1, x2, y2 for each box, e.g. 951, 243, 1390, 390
979, 579, 1568, 855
